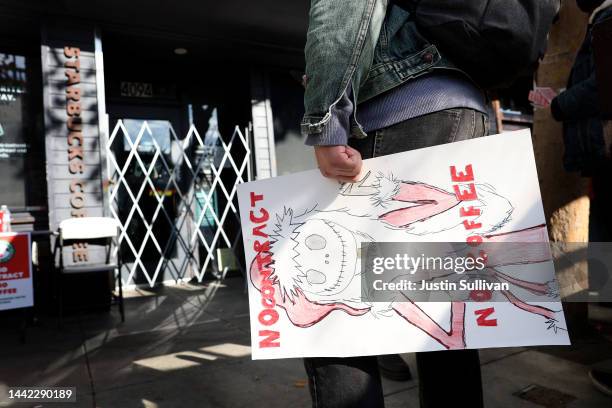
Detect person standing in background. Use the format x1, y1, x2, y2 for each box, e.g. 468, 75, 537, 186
533, 0, 612, 397
548, 0, 612, 178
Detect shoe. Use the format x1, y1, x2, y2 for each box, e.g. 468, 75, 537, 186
589, 369, 612, 397
377, 354, 412, 382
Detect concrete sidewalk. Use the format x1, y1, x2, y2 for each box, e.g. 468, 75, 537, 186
0, 277, 611, 408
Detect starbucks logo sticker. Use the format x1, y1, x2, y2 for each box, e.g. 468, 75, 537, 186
0, 241, 15, 263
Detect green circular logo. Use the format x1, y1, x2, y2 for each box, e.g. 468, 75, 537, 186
0, 241, 15, 263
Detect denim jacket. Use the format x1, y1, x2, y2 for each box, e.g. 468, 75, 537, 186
551, 6, 612, 174
300, 0, 458, 142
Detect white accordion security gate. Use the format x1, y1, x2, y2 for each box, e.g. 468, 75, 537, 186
105, 119, 251, 287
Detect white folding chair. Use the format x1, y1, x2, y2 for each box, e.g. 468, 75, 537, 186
55, 217, 124, 324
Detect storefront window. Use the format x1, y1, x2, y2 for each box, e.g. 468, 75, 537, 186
0, 52, 39, 208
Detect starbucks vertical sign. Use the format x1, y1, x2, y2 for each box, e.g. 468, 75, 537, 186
0, 232, 33, 310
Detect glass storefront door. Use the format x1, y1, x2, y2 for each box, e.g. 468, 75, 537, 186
108, 105, 193, 285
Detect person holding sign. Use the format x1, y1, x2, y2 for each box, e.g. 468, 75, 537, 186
297, 0, 563, 405
297, 0, 554, 406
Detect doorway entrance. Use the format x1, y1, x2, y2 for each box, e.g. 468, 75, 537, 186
102, 29, 253, 287
108, 104, 187, 285
106, 103, 251, 287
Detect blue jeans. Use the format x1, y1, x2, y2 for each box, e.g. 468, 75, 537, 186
304, 108, 487, 408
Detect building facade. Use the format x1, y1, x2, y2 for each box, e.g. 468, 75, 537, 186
0, 0, 313, 305
0, 0, 533, 309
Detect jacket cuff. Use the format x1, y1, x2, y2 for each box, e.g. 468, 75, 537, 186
550, 97, 565, 122
303, 90, 354, 146
304, 123, 349, 146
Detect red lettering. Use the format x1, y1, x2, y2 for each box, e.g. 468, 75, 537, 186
261, 284, 275, 298
453, 184, 478, 201
462, 219, 482, 230
250, 191, 279, 341
260, 268, 273, 283
250, 208, 269, 223
258, 308, 279, 326
460, 206, 481, 217
262, 296, 275, 308
450, 164, 474, 182
250, 192, 264, 207
252, 224, 268, 238
253, 240, 270, 253
475, 307, 497, 326
467, 235, 483, 246
470, 290, 492, 302
255, 253, 272, 270
466, 250, 488, 266
259, 330, 280, 348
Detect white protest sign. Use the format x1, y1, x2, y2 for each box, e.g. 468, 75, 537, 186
238, 130, 570, 360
